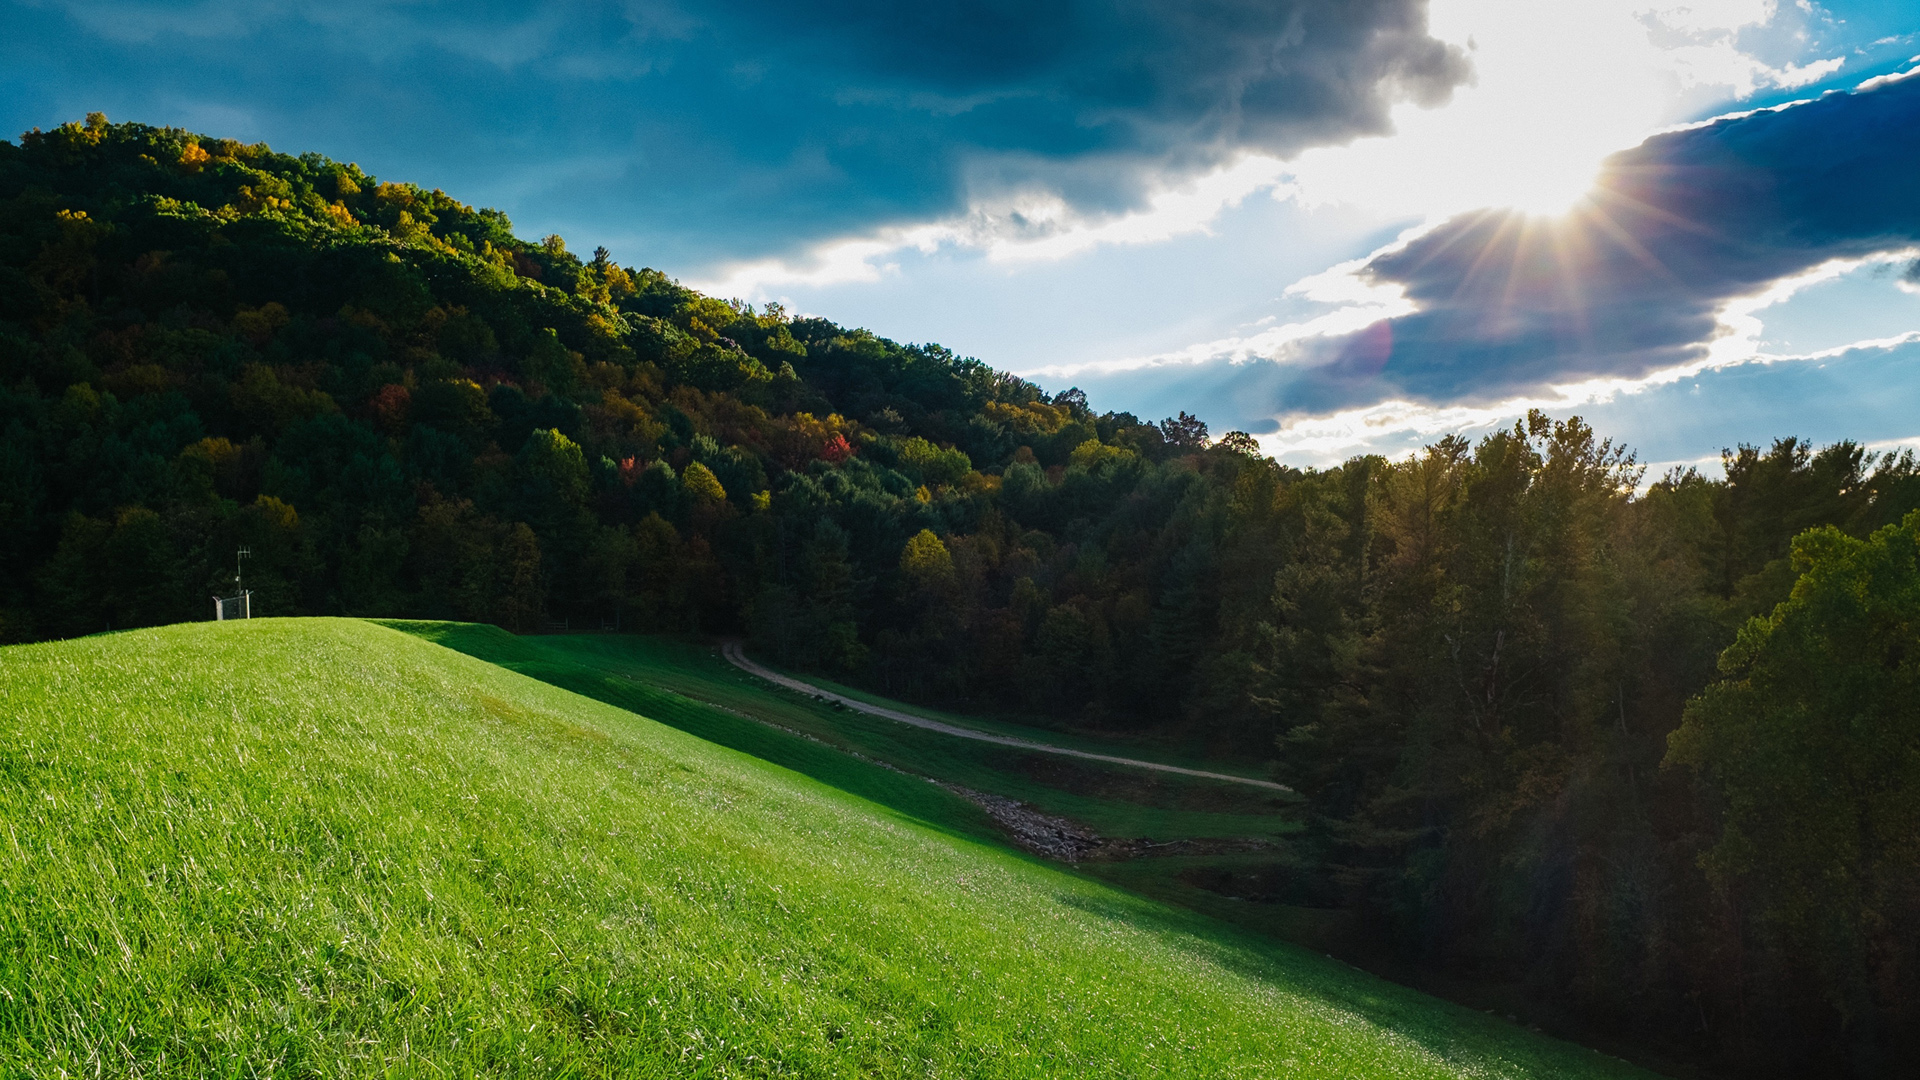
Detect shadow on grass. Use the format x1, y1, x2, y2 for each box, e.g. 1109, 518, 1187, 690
378, 621, 1660, 1078
1044, 883, 1642, 1076
378, 621, 1002, 847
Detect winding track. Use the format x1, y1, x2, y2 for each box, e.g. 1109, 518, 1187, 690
720, 642, 1294, 794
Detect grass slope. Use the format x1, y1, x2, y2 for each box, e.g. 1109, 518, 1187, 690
387, 626, 1351, 953
0, 618, 1654, 1078
389, 623, 1298, 845
379, 621, 1003, 846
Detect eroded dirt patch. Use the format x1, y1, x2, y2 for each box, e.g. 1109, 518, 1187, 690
936, 782, 1278, 863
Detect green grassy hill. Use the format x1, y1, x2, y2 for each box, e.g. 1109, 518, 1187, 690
0, 618, 1655, 1078
382, 624, 1359, 953
382, 622, 1299, 846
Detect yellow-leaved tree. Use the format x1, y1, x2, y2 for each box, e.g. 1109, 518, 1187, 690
682, 461, 727, 506
899, 528, 953, 588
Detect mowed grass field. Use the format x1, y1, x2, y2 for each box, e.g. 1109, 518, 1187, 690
389, 626, 1355, 953
0, 618, 1658, 1078
389, 623, 1301, 846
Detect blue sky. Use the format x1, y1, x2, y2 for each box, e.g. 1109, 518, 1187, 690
4, 0, 1918, 471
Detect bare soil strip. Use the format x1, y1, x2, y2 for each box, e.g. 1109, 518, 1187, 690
721, 643, 1293, 794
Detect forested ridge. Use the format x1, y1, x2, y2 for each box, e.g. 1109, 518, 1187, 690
3, 115, 1916, 1076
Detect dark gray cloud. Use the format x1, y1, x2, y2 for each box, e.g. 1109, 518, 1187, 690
0, 0, 1466, 267
1282, 69, 1920, 414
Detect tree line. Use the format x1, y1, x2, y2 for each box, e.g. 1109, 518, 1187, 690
2, 115, 1915, 1076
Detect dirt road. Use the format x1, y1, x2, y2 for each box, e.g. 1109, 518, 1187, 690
720, 642, 1293, 794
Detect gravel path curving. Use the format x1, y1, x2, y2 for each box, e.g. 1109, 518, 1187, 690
721, 642, 1293, 794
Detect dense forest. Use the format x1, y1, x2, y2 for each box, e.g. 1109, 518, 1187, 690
3, 115, 1916, 1077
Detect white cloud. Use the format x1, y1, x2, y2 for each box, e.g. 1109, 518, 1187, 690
1648, 0, 1776, 36
1283, 0, 1845, 220
691, 224, 952, 296
697, 0, 1843, 302
1017, 223, 1437, 379
1864, 434, 1920, 458
690, 155, 1297, 296
1254, 251, 1920, 466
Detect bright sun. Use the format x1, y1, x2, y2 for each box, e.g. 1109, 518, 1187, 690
1285, 0, 1796, 222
